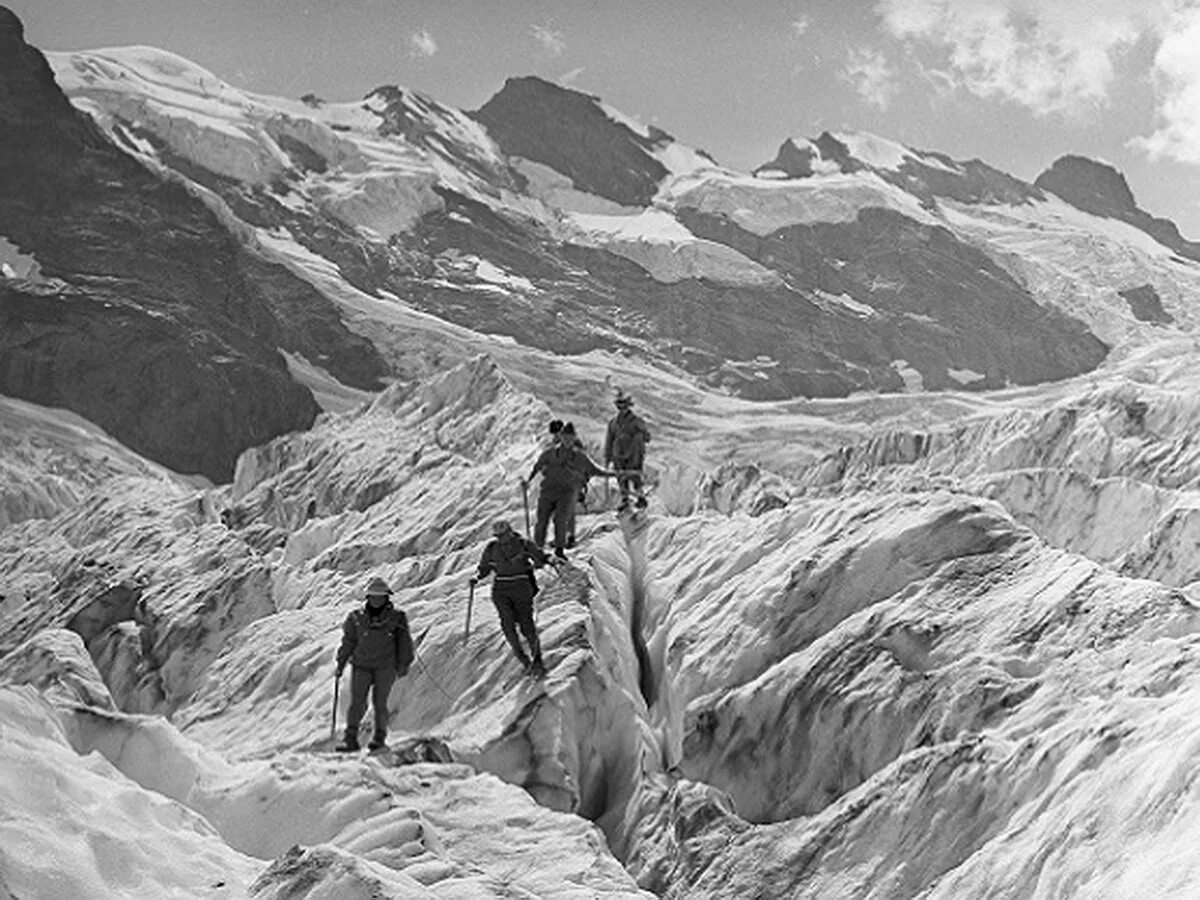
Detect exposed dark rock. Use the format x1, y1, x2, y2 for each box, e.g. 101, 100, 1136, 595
676, 206, 1109, 391
472, 75, 671, 207
754, 138, 819, 178
368, 85, 520, 189
0, 7, 359, 480
812, 132, 865, 173
756, 132, 1042, 206
897, 156, 1042, 206
273, 133, 327, 174
1119, 284, 1174, 325
1037, 155, 1137, 214
1036, 156, 1200, 261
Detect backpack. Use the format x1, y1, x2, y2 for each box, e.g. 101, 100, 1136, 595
492, 535, 539, 594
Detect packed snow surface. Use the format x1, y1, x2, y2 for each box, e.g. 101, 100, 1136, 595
9, 340, 1200, 895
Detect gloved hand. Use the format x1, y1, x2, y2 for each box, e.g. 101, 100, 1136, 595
335, 663, 345, 678
469, 576, 479, 587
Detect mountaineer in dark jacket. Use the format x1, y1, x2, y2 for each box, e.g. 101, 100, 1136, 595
604, 391, 651, 510
561, 421, 591, 548
335, 576, 414, 751
471, 520, 553, 677
525, 428, 610, 558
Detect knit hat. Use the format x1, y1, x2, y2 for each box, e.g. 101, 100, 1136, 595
615, 392, 633, 408
491, 520, 514, 536
365, 576, 392, 597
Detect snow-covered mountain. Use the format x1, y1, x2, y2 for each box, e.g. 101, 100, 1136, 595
18, 22, 1200, 450
10, 3, 1200, 895
4, 9, 1198, 484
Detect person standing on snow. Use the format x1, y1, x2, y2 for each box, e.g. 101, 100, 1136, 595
525, 426, 609, 558
604, 391, 651, 510
561, 422, 595, 548
335, 576, 414, 751
471, 520, 552, 677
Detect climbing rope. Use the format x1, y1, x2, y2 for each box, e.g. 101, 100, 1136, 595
412, 632, 460, 705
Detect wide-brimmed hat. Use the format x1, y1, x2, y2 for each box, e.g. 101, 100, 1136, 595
365, 576, 392, 597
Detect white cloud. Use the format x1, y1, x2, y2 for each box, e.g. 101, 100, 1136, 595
409, 28, 438, 59
1131, 6, 1200, 165
875, 0, 1155, 116
559, 66, 586, 87
842, 46, 898, 109
532, 23, 567, 57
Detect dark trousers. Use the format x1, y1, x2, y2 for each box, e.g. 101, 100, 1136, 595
492, 583, 542, 667
534, 490, 574, 551
345, 665, 396, 742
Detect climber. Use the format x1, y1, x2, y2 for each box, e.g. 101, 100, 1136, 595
561, 421, 591, 548
524, 425, 610, 558
471, 520, 552, 677
604, 391, 651, 510
335, 576, 414, 752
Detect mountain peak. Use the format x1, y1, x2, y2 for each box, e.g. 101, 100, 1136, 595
0, 6, 23, 41
1036, 154, 1200, 258
473, 75, 671, 206
1035, 155, 1138, 215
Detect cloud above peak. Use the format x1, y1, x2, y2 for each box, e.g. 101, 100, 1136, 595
842, 46, 897, 109
532, 22, 567, 57
409, 28, 437, 59
1132, 5, 1200, 165
876, 0, 1200, 169
876, 0, 1148, 117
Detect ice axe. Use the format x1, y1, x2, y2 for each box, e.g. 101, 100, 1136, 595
330, 668, 340, 742
521, 479, 532, 537
464, 579, 475, 645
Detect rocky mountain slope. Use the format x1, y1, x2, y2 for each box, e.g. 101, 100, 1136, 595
0, 8, 387, 482
2, 7, 1197, 483
44, 34, 1200, 416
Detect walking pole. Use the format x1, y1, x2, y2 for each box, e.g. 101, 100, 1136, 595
330, 669, 340, 742
521, 479, 532, 538
464, 580, 475, 645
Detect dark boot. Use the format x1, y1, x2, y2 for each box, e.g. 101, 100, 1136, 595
368, 732, 387, 751
336, 729, 360, 752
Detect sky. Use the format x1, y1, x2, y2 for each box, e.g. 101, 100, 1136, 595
13, 0, 1200, 238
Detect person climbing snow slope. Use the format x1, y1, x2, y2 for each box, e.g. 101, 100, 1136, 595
561, 421, 590, 548
471, 520, 552, 677
335, 576, 414, 751
525, 426, 610, 559
604, 391, 651, 510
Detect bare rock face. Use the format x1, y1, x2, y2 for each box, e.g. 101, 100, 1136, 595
472, 75, 671, 207
1036, 155, 1200, 261
0, 6, 333, 482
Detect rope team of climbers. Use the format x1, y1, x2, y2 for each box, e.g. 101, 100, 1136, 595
330, 390, 652, 751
